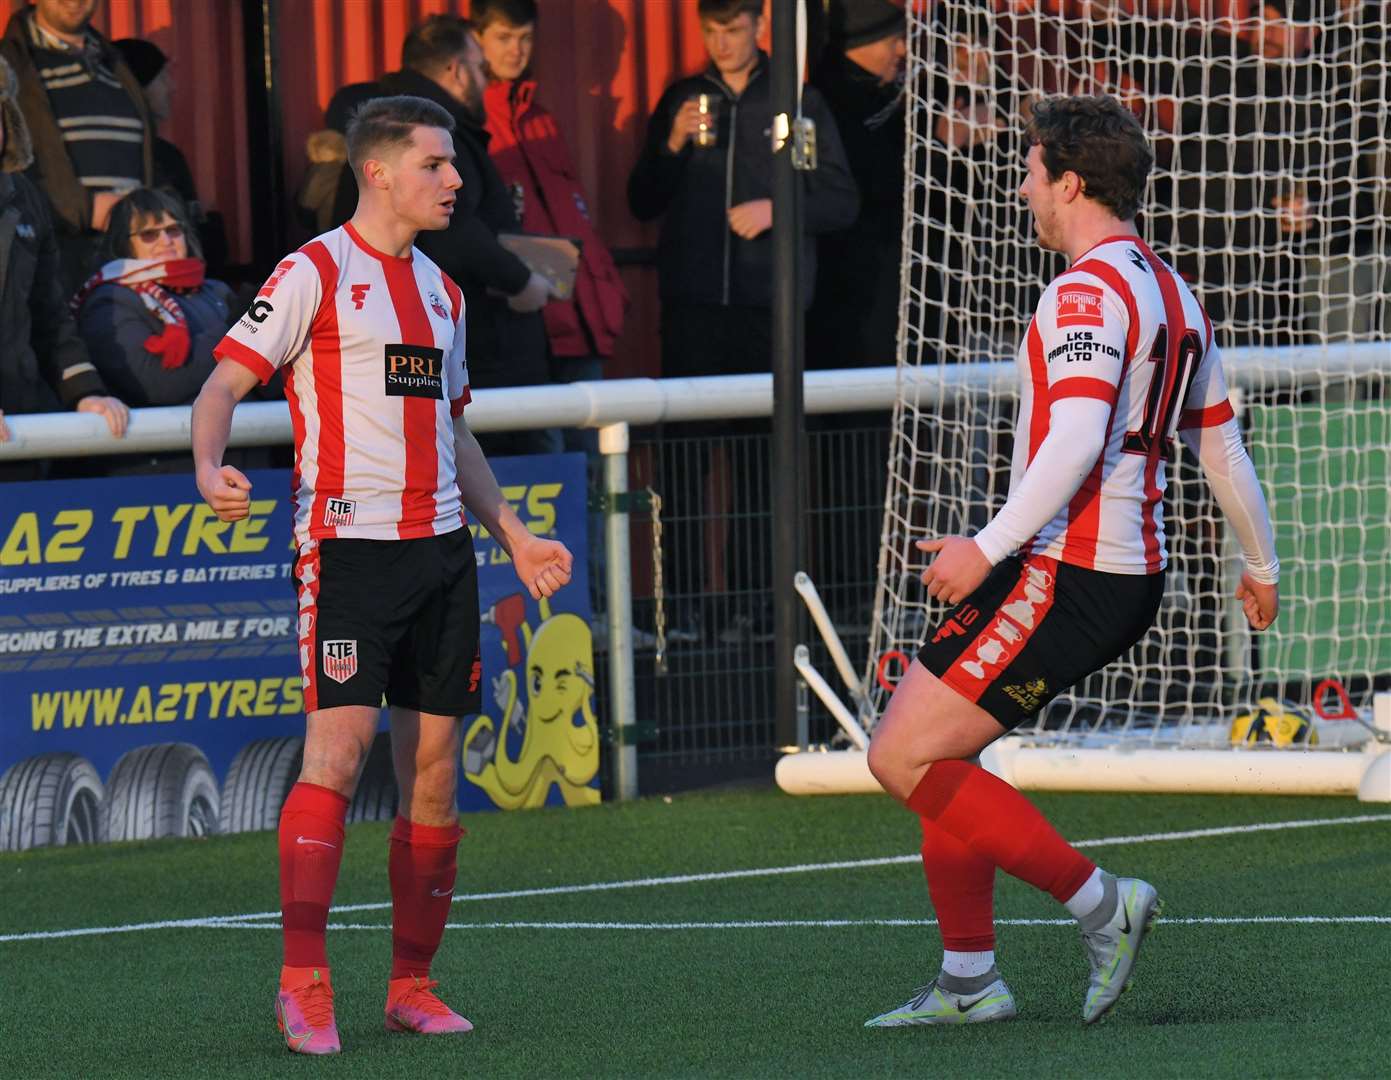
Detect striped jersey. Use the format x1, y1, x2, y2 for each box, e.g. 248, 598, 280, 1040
1009, 235, 1234, 574
214, 223, 470, 546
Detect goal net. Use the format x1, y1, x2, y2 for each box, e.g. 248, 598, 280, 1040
866, 2, 1390, 759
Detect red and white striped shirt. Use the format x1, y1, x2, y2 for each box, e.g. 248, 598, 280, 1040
975, 236, 1235, 575
214, 223, 470, 546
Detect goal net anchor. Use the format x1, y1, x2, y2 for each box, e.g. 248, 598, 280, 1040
776, 577, 1391, 802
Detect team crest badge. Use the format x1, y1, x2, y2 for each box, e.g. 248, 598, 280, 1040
323, 640, 358, 683
428, 291, 448, 320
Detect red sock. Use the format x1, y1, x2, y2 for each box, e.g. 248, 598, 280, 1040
388, 817, 462, 981
908, 759, 1094, 903
278, 781, 349, 968
920, 816, 997, 951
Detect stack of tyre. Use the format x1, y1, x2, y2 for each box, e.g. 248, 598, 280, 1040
0, 734, 398, 852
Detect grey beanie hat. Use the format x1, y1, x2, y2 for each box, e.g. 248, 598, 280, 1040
1, 54, 35, 174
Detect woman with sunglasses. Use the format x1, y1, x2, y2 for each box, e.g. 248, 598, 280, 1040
71, 188, 237, 413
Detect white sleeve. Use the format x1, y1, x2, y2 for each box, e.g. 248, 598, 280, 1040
445, 283, 470, 418
212, 253, 322, 384
1178, 419, 1280, 584
973, 396, 1113, 565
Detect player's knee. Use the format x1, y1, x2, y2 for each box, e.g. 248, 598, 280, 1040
401, 756, 458, 814
865, 734, 898, 788
300, 737, 370, 795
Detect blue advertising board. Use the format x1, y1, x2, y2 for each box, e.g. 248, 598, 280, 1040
0, 454, 595, 848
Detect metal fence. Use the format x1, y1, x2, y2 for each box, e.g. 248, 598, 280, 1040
592, 419, 891, 792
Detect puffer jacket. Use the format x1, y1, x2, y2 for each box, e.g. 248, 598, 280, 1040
484, 78, 629, 359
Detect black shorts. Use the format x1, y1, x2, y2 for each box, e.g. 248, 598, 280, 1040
294, 528, 482, 716
916, 553, 1164, 730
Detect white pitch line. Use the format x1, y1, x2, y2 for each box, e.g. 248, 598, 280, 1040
196, 915, 1391, 932
0, 917, 278, 943
2, 812, 1387, 945
209, 811, 1391, 924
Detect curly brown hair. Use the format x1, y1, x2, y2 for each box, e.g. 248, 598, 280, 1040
1026, 96, 1153, 221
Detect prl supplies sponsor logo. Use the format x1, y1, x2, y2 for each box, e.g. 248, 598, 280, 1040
1056, 283, 1105, 328
384, 344, 444, 399
322, 639, 358, 683
323, 497, 355, 528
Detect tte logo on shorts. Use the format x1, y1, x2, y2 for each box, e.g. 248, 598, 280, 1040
323, 497, 356, 527
323, 639, 359, 683
384, 344, 444, 399
1056, 284, 1105, 328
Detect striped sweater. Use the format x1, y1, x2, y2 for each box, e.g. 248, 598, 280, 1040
26, 14, 143, 194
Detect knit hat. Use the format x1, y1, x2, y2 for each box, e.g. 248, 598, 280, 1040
0, 54, 34, 173
113, 38, 167, 87
827, 0, 906, 49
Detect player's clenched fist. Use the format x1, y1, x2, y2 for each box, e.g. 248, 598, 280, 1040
1235, 573, 1279, 632
512, 535, 574, 600
197, 464, 253, 522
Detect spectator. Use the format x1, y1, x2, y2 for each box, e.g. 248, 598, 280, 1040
804, 0, 906, 630
326, 15, 556, 457
914, 7, 1010, 360
294, 127, 349, 235
71, 187, 235, 409
628, 0, 858, 382
807, 0, 907, 370
113, 37, 228, 276
628, 0, 858, 640
0, 0, 152, 293
0, 54, 127, 471
474, 0, 629, 454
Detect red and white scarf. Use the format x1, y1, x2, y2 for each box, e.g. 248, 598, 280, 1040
71, 258, 206, 370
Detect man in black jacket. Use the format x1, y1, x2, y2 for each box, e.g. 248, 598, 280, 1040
628, 0, 858, 640
1, 54, 126, 471
628, 0, 858, 381
327, 15, 555, 455
807, 0, 905, 370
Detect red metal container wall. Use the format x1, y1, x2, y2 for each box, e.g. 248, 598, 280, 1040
2, 0, 745, 377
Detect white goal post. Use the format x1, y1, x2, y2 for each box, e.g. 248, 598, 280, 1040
780, 2, 1391, 799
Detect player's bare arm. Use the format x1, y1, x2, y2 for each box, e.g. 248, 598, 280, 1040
191, 359, 261, 522
452, 419, 573, 600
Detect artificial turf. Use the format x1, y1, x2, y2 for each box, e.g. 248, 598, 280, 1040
2, 787, 1387, 1078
